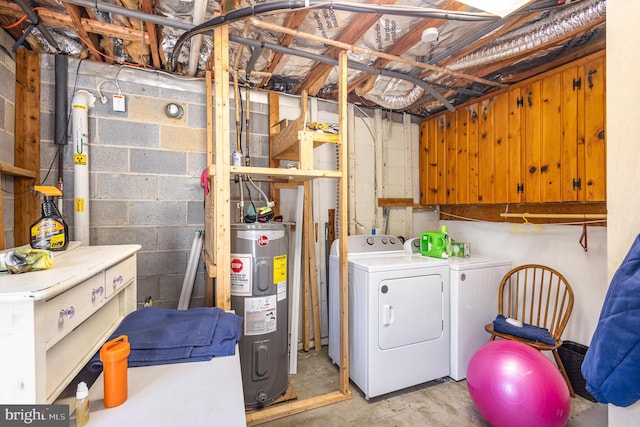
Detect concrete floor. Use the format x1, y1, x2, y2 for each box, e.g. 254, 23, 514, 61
258, 347, 607, 427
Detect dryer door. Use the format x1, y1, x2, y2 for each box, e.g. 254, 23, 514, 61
378, 273, 443, 350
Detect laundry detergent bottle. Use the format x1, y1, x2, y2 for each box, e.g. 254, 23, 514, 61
30, 186, 69, 251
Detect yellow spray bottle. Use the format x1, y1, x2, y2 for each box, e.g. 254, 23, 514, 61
30, 186, 69, 251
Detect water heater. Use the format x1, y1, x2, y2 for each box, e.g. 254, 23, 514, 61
230, 223, 289, 408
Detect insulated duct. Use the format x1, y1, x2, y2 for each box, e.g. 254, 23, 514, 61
71, 90, 96, 246
448, 0, 606, 72
363, 81, 425, 110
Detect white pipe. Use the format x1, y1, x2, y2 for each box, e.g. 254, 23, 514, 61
187, 0, 208, 76
71, 90, 96, 246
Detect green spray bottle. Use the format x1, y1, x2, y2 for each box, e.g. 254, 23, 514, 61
30, 186, 69, 251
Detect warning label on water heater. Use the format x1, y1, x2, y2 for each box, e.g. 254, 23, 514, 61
230, 254, 252, 296
244, 295, 277, 336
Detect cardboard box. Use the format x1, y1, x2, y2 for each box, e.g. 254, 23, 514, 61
451, 242, 471, 258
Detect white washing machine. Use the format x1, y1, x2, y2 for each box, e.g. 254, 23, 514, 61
405, 238, 512, 381
328, 235, 450, 399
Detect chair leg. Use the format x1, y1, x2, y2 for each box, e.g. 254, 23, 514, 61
489, 334, 496, 342
552, 349, 575, 397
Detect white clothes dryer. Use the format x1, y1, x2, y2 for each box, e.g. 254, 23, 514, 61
328, 235, 450, 399
405, 237, 512, 381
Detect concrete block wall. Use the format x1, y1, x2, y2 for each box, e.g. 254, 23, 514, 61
37, 55, 271, 308
0, 31, 16, 249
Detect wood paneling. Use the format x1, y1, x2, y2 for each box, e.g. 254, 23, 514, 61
417, 50, 606, 210
583, 56, 606, 202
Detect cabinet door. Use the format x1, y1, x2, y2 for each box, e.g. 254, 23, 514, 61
445, 113, 458, 204
435, 115, 447, 205
478, 99, 494, 203
560, 66, 581, 201
508, 87, 523, 203
455, 106, 471, 205
583, 56, 606, 201
523, 81, 542, 202
493, 92, 510, 203
468, 103, 480, 203
541, 72, 563, 202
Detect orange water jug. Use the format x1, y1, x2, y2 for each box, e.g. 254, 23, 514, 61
100, 335, 130, 408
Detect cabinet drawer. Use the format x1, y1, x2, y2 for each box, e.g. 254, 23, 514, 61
46, 296, 122, 402
105, 255, 136, 297
45, 273, 106, 348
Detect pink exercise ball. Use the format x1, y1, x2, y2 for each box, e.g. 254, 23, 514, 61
467, 340, 571, 427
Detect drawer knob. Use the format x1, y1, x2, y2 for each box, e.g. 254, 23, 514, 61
92, 286, 104, 301
112, 275, 124, 289
59, 306, 75, 324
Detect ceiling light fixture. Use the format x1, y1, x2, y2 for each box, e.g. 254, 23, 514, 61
455, 0, 534, 18
421, 27, 439, 43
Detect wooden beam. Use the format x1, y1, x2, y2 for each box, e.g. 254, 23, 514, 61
204, 71, 216, 306
245, 390, 352, 426
337, 49, 349, 396
213, 25, 231, 310
297, 0, 397, 96
83, 8, 115, 63
377, 198, 414, 207
345, 0, 465, 94
0, 1, 150, 44
141, 0, 162, 68
14, 49, 40, 247
251, 18, 502, 91
63, 4, 103, 61
0, 163, 37, 178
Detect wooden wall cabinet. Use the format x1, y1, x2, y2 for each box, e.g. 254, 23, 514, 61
419, 51, 606, 206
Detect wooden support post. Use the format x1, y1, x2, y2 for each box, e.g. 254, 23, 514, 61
14, 48, 40, 247
303, 190, 311, 351
204, 71, 216, 307
213, 25, 231, 310
303, 180, 321, 352
337, 50, 349, 395
306, 183, 322, 352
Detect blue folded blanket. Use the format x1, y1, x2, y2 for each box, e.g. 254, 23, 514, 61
88, 307, 242, 371
493, 314, 556, 345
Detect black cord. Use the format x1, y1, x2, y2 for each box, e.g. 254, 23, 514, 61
41, 58, 82, 185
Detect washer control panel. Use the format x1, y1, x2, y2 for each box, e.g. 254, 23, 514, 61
346, 235, 405, 254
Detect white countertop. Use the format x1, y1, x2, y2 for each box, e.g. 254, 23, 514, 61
65, 350, 247, 427
0, 243, 141, 300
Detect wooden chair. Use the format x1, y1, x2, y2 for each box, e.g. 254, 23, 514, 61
484, 264, 575, 397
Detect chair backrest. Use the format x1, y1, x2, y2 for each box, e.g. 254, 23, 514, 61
497, 264, 574, 341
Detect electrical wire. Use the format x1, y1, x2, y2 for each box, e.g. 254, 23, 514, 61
247, 175, 270, 206
1, 6, 49, 29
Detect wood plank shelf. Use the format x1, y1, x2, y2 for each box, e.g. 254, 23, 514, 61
228, 166, 342, 180
0, 162, 37, 178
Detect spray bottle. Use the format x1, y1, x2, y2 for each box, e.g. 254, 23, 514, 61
30, 185, 69, 251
